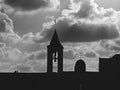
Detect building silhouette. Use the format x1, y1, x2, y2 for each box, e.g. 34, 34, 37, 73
99, 54, 120, 75
47, 29, 64, 73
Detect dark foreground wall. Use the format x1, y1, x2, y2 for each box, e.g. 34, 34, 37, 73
0, 72, 119, 90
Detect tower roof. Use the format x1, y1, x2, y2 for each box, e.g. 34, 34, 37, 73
50, 29, 62, 46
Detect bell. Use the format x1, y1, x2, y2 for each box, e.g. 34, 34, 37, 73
54, 53, 57, 62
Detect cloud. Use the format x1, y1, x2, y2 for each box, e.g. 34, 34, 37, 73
2, 0, 60, 14
41, 18, 119, 42
0, 19, 5, 32
63, 0, 117, 19
0, 11, 50, 72
40, 0, 120, 43
0, 46, 27, 63
0, 31, 43, 53
0, 11, 13, 32
82, 40, 119, 58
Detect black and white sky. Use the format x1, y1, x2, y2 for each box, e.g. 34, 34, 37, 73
0, 0, 120, 72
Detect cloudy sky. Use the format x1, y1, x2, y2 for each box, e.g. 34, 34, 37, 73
0, 0, 120, 72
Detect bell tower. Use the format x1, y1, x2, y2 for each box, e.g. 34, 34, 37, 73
47, 29, 64, 73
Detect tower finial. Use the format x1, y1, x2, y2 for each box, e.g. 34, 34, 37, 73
54, 18, 57, 31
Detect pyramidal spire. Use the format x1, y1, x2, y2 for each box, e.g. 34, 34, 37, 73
50, 28, 61, 45
50, 19, 61, 46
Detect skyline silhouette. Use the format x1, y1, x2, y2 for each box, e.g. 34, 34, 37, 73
0, 28, 119, 90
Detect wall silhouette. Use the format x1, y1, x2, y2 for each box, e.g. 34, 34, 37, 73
99, 54, 120, 75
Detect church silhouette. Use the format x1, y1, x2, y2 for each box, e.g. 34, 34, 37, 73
0, 29, 119, 90
47, 30, 64, 73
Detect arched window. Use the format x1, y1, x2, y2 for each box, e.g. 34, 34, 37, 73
74, 59, 86, 73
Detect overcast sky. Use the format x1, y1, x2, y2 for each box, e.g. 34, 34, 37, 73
0, 0, 120, 72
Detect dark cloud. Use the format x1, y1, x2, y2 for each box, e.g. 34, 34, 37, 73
0, 20, 5, 32
40, 18, 119, 43
4, 0, 51, 11
0, 12, 12, 32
